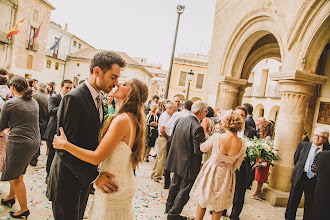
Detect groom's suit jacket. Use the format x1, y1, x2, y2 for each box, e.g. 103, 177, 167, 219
47, 82, 102, 201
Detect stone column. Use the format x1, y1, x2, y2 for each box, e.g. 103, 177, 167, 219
237, 83, 253, 106
264, 71, 327, 206
216, 76, 247, 110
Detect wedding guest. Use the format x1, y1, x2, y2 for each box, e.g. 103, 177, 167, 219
256, 117, 265, 136
312, 149, 330, 220
106, 92, 117, 115
30, 82, 49, 166
163, 100, 193, 189
222, 106, 257, 219
145, 95, 159, 114
201, 106, 215, 139
151, 102, 176, 182
173, 96, 181, 111
145, 102, 159, 162
302, 130, 310, 142
165, 101, 207, 220
190, 110, 246, 220
0, 69, 11, 101
285, 127, 329, 220
250, 121, 275, 199
243, 103, 256, 129
53, 78, 148, 219
47, 83, 56, 97
0, 76, 40, 218
0, 75, 8, 172
43, 80, 72, 180
47, 52, 124, 220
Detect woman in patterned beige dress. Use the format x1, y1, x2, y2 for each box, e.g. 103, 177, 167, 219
190, 110, 246, 220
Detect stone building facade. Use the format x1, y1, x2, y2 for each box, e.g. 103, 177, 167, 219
2, 0, 55, 79
168, 53, 208, 102
204, 0, 329, 206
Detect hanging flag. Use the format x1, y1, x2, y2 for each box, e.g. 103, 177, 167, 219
50, 36, 62, 50
6, 18, 25, 41
33, 23, 42, 39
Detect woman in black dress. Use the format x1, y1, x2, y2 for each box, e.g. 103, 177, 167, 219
0, 76, 39, 218
145, 102, 159, 162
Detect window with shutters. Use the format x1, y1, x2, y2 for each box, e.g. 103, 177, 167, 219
178, 71, 187, 87
28, 26, 37, 50
27, 55, 33, 69
46, 60, 51, 68
317, 102, 330, 125
55, 62, 59, 70
195, 74, 204, 89
53, 37, 59, 58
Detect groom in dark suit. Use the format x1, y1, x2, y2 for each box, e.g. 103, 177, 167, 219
46, 51, 126, 220
165, 101, 207, 220
285, 127, 329, 220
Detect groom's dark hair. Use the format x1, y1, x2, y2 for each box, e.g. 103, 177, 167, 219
90, 51, 126, 74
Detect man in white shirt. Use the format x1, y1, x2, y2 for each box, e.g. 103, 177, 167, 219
151, 102, 177, 182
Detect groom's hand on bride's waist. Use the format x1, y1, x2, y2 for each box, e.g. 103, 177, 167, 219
95, 172, 119, 193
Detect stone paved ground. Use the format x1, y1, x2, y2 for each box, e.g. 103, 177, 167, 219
0, 143, 303, 219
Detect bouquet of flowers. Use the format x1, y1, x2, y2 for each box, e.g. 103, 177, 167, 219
241, 136, 280, 168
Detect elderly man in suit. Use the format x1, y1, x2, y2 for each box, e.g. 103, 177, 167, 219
285, 127, 329, 220
44, 80, 72, 179
165, 100, 207, 220
47, 52, 126, 220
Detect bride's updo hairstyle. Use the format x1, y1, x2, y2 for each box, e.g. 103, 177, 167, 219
221, 110, 244, 133
99, 78, 148, 169
9, 76, 33, 100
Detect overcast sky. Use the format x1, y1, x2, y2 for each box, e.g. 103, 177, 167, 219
47, 0, 216, 69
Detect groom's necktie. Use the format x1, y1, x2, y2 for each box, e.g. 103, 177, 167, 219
306, 146, 319, 179
96, 95, 102, 122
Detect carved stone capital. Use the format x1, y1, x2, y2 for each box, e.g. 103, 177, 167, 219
217, 77, 248, 110
270, 70, 328, 86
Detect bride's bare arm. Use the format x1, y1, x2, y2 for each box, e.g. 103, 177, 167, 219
54, 114, 129, 165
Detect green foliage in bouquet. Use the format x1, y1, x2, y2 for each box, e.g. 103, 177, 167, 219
241, 136, 280, 167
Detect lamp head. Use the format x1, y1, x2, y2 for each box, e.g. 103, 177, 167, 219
187, 70, 194, 81
177, 5, 185, 14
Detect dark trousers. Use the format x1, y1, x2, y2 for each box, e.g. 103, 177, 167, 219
52, 184, 90, 220
285, 173, 317, 220
166, 173, 194, 219
46, 141, 55, 178
164, 137, 172, 187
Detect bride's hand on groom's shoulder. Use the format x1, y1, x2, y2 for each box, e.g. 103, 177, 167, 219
53, 127, 68, 150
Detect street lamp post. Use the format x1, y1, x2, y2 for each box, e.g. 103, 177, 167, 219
165, 5, 185, 99
186, 70, 194, 100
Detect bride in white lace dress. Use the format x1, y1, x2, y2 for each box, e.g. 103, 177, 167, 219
53, 78, 148, 220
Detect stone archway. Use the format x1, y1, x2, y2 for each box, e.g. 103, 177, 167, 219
253, 103, 265, 120
190, 97, 202, 103
268, 105, 280, 122
173, 94, 185, 101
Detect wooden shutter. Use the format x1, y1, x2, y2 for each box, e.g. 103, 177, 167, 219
27, 55, 33, 69
179, 71, 187, 87
196, 74, 204, 89
317, 102, 330, 125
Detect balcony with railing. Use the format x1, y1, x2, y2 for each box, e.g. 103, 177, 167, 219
244, 84, 280, 98
45, 50, 68, 61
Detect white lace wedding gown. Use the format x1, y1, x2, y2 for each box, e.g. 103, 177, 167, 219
89, 113, 135, 220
